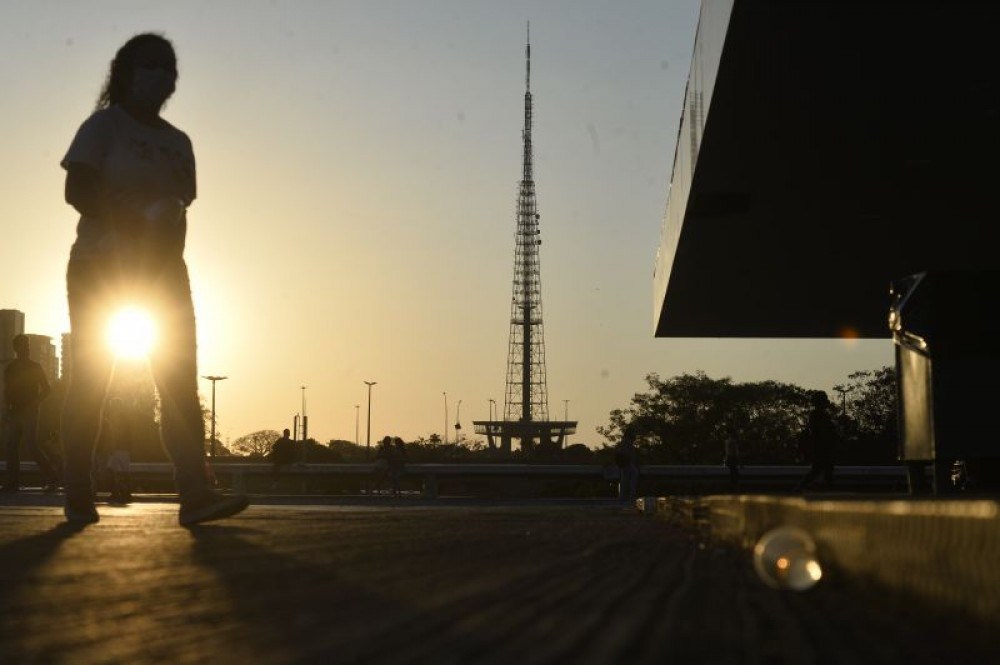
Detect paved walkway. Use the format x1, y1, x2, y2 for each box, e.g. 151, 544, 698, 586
0, 496, 994, 664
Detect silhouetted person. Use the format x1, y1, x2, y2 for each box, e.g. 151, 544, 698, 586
615, 423, 639, 502
60, 33, 248, 525
268, 428, 296, 486
3, 334, 57, 491
103, 398, 132, 504
797, 391, 838, 491
720, 411, 746, 490
724, 435, 741, 489
389, 437, 407, 498
375, 436, 394, 494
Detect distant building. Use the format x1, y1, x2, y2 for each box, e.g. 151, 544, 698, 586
61, 333, 72, 381
0, 309, 25, 361
25, 334, 58, 385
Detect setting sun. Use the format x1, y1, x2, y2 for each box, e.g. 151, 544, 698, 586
107, 307, 156, 360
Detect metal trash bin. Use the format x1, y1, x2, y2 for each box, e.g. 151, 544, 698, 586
890, 270, 1000, 493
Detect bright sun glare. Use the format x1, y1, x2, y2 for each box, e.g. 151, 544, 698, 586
107, 307, 156, 360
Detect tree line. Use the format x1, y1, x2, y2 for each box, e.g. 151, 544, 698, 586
224, 366, 896, 465
30, 366, 895, 465
597, 368, 896, 465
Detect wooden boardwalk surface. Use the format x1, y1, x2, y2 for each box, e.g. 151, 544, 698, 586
0, 498, 993, 664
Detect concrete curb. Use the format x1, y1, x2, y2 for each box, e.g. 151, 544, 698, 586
639, 494, 1000, 623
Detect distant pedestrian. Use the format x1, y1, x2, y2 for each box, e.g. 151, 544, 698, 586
267, 428, 296, 486
60, 33, 248, 525
615, 423, 639, 502
389, 437, 407, 498
375, 436, 393, 495
720, 410, 746, 491
724, 435, 741, 489
796, 391, 839, 491
103, 398, 132, 504
2, 335, 58, 492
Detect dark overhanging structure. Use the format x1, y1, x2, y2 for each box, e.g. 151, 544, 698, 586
474, 28, 576, 454
653, 0, 1000, 490
654, 0, 1000, 339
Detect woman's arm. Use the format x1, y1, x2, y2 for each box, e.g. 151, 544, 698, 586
64, 162, 102, 218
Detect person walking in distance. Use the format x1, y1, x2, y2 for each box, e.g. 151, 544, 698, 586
389, 437, 407, 499
796, 391, 839, 491
2, 335, 58, 492
60, 33, 248, 525
103, 397, 132, 504
614, 423, 640, 502
267, 428, 296, 488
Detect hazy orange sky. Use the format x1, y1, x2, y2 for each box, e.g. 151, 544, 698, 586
0, 1, 891, 447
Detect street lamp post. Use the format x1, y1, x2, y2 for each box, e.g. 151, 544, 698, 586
355, 404, 360, 446
300, 385, 308, 463
455, 399, 462, 443
300, 386, 308, 441
563, 399, 569, 421
488, 398, 496, 422
202, 375, 228, 458
443, 392, 448, 444
364, 381, 377, 460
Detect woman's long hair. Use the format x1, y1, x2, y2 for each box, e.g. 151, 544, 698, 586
95, 32, 174, 111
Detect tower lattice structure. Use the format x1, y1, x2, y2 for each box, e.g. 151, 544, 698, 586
504, 27, 549, 424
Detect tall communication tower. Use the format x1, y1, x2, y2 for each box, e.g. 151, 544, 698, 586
474, 25, 576, 455
504, 23, 549, 425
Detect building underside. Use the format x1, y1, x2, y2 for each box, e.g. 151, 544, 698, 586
654, 0, 1000, 338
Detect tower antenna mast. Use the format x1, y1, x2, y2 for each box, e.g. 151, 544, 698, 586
473, 26, 577, 455
504, 21, 549, 429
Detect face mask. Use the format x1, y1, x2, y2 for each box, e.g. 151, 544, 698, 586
130, 67, 175, 111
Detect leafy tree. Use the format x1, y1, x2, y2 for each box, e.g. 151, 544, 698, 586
327, 439, 367, 462
231, 429, 280, 458
836, 366, 897, 463
598, 372, 813, 464
404, 434, 488, 462
843, 367, 896, 435
562, 443, 597, 462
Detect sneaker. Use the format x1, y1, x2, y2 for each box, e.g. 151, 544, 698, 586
64, 497, 100, 525
179, 491, 249, 527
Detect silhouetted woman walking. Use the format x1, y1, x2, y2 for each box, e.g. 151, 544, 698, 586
60, 33, 247, 525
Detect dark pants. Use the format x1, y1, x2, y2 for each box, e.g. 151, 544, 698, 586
798, 459, 834, 489
4, 408, 61, 488
62, 255, 208, 503
726, 460, 740, 489
618, 464, 638, 501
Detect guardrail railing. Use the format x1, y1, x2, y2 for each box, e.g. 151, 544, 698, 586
2, 462, 909, 498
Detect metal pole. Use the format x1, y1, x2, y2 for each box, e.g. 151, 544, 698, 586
210, 380, 217, 458
443, 392, 448, 444
201, 375, 227, 457
300, 385, 309, 462
300, 385, 307, 442
489, 398, 495, 422
355, 404, 360, 446
455, 399, 462, 443
563, 399, 569, 421
365, 381, 377, 460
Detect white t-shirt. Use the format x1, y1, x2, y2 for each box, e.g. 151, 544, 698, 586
61, 105, 196, 258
